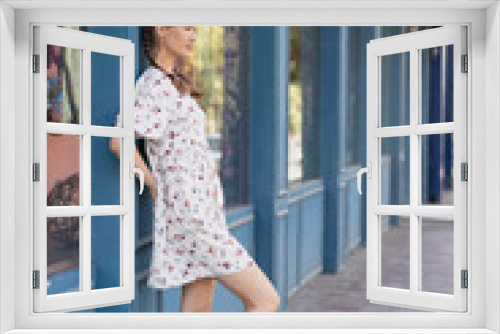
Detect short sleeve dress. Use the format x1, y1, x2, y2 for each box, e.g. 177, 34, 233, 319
131, 65, 255, 289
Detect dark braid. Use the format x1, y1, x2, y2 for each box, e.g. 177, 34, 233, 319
141, 26, 204, 108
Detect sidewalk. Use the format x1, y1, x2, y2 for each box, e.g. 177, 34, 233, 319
287, 216, 454, 312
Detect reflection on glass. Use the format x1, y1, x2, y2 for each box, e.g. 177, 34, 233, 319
381, 136, 410, 205
193, 26, 251, 207
47, 216, 80, 295
91, 136, 120, 206
421, 217, 454, 295
381, 51, 410, 127
47, 44, 80, 124
47, 134, 80, 206
193, 26, 224, 174
421, 133, 453, 205
91, 215, 121, 290
380, 215, 410, 290
421, 45, 454, 124
91, 51, 121, 127
289, 26, 303, 183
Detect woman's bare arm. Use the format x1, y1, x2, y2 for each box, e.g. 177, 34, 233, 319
109, 135, 156, 190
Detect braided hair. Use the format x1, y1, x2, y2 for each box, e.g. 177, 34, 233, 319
141, 26, 204, 108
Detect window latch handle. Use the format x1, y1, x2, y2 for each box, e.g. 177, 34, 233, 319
129, 161, 144, 195
357, 162, 372, 195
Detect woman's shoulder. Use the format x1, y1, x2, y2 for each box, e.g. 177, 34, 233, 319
136, 65, 179, 98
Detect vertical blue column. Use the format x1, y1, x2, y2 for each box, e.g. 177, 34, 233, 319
358, 26, 375, 247
249, 27, 289, 310
320, 26, 342, 273
428, 46, 442, 203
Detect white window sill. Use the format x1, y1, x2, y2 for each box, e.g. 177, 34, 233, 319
3, 329, 498, 334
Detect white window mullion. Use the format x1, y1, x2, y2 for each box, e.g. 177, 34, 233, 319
373, 123, 454, 138
46, 123, 129, 137
365, 40, 380, 297
82, 47, 92, 294
409, 47, 419, 295
122, 49, 135, 295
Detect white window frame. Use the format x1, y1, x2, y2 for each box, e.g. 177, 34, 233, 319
365, 25, 468, 313
0, 1, 498, 333
32, 25, 136, 313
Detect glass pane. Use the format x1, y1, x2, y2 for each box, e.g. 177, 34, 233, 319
91, 136, 120, 206
289, 26, 303, 183
47, 44, 81, 124
91, 215, 121, 290
47, 134, 80, 206
47, 216, 81, 295
380, 136, 410, 205
421, 133, 453, 205
421, 45, 454, 124
421, 216, 454, 294
194, 26, 251, 207
91, 51, 121, 127
380, 215, 410, 290
380, 51, 410, 127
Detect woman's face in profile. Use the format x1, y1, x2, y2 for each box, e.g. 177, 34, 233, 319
156, 26, 197, 59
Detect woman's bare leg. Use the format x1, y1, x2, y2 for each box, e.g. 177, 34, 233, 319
216, 262, 280, 312
181, 276, 217, 312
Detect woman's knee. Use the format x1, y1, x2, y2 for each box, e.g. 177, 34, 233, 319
245, 287, 281, 312
246, 294, 280, 312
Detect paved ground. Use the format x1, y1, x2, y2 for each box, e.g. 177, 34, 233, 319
287, 215, 454, 312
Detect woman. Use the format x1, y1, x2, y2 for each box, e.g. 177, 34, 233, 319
110, 26, 280, 313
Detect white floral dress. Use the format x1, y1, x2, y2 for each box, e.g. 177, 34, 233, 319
130, 66, 255, 289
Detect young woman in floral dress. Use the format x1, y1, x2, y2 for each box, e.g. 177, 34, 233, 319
111, 26, 280, 313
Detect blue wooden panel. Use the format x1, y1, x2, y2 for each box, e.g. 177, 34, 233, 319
338, 184, 348, 267
347, 178, 361, 252
158, 285, 182, 313
275, 215, 288, 310
299, 194, 323, 280
137, 279, 157, 312
286, 203, 299, 295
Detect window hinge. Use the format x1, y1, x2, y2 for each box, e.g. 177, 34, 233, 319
461, 162, 468, 181
33, 270, 40, 289
33, 163, 40, 182
461, 269, 468, 289
461, 54, 468, 73
33, 54, 40, 73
